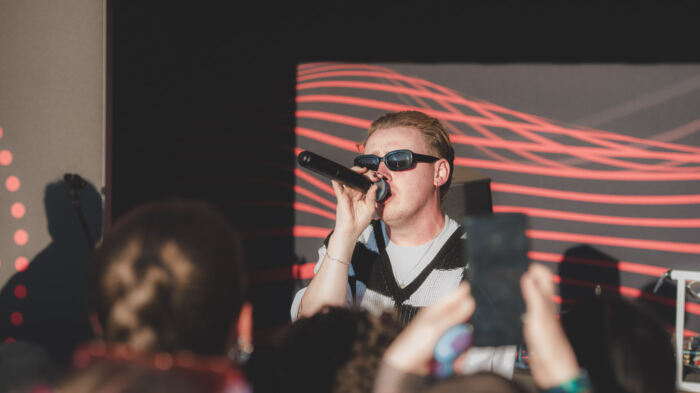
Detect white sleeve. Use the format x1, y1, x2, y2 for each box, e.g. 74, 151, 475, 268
289, 243, 355, 321
459, 345, 517, 379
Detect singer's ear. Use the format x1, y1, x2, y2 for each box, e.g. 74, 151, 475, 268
434, 158, 450, 187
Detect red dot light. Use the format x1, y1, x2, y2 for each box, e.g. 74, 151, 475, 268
5, 176, 20, 192
10, 202, 25, 218
10, 311, 23, 326
14, 285, 27, 299
0, 126, 3, 139
14, 230, 28, 246
0, 150, 11, 166
15, 257, 28, 272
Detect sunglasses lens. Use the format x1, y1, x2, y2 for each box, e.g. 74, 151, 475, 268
386, 151, 413, 171
355, 156, 380, 170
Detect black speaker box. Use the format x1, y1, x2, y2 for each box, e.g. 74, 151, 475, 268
442, 167, 493, 220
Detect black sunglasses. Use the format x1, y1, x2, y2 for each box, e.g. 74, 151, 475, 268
353, 149, 439, 171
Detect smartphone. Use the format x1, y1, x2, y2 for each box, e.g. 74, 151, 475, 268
463, 213, 530, 347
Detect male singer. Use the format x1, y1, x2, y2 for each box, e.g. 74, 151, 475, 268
291, 110, 463, 324
290, 110, 516, 376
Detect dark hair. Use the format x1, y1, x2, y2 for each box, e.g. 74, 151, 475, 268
425, 371, 529, 393
275, 307, 403, 393
89, 199, 246, 355
59, 360, 206, 393
561, 295, 675, 393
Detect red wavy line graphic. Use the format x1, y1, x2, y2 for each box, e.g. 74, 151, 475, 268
298, 92, 700, 155
297, 79, 700, 164
295, 126, 695, 179
552, 274, 700, 316
490, 182, 700, 205
248, 262, 316, 285
294, 168, 334, 195
296, 127, 359, 152
528, 251, 668, 277
528, 230, 700, 254
297, 63, 396, 76
495, 205, 700, 228
294, 185, 336, 210
455, 157, 700, 180
296, 110, 371, 129
242, 226, 331, 239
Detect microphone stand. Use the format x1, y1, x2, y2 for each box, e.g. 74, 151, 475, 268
63, 173, 95, 249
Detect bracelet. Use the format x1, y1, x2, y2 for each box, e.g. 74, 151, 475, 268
326, 251, 350, 266
541, 369, 591, 393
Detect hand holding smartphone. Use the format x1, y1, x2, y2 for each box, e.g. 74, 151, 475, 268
463, 213, 530, 347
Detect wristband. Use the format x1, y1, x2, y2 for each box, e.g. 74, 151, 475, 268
541, 369, 591, 393
326, 251, 350, 266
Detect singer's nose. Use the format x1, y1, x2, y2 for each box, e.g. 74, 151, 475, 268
376, 162, 391, 182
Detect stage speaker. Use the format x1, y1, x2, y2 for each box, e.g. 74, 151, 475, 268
442, 167, 493, 221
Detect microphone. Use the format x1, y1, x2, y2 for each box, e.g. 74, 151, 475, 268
297, 150, 389, 202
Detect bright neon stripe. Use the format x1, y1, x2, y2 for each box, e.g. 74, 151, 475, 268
295, 127, 359, 152
528, 251, 669, 277
296, 70, 700, 154
294, 185, 336, 210
298, 80, 478, 109
468, 123, 519, 163
247, 262, 316, 285
294, 168, 334, 195
297, 93, 700, 155
297, 70, 464, 101
490, 182, 700, 205
528, 229, 700, 254
294, 202, 335, 220
298, 80, 698, 165
455, 157, 700, 181
552, 274, 700, 316
495, 205, 700, 228
242, 226, 331, 239
449, 134, 700, 163
297, 63, 395, 76
297, 62, 334, 71
296, 110, 371, 129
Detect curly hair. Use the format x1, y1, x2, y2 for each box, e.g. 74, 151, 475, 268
89, 199, 245, 356
275, 307, 403, 393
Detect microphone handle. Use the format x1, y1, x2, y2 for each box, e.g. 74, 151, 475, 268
297, 151, 389, 202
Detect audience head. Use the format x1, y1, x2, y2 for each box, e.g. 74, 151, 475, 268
0, 339, 59, 393
276, 306, 403, 393
58, 360, 206, 393
561, 295, 675, 393
89, 199, 246, 356
425, 371, 529, 393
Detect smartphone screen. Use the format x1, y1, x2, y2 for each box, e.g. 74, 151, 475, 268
463, 213, 530, 347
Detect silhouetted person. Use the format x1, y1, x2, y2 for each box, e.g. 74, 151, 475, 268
0, 179, 102, 364
561, 295, 675, 393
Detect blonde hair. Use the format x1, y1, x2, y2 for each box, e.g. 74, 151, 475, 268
362, 111, 454, 202
90, 200, 245, 355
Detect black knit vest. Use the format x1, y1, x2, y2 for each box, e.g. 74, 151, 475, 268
336, 220, 467, 325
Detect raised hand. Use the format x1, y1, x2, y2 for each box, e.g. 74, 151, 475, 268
331, 166, 379, 239
521, 263, 581, 389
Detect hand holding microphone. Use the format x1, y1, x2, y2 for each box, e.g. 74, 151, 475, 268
297, 150, 389, 202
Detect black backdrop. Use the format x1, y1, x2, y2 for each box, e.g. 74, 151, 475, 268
109, 0, 700, 346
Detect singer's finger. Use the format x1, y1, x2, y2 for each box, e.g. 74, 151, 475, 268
331, 180, 347, 199
365, 183, 378, 203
